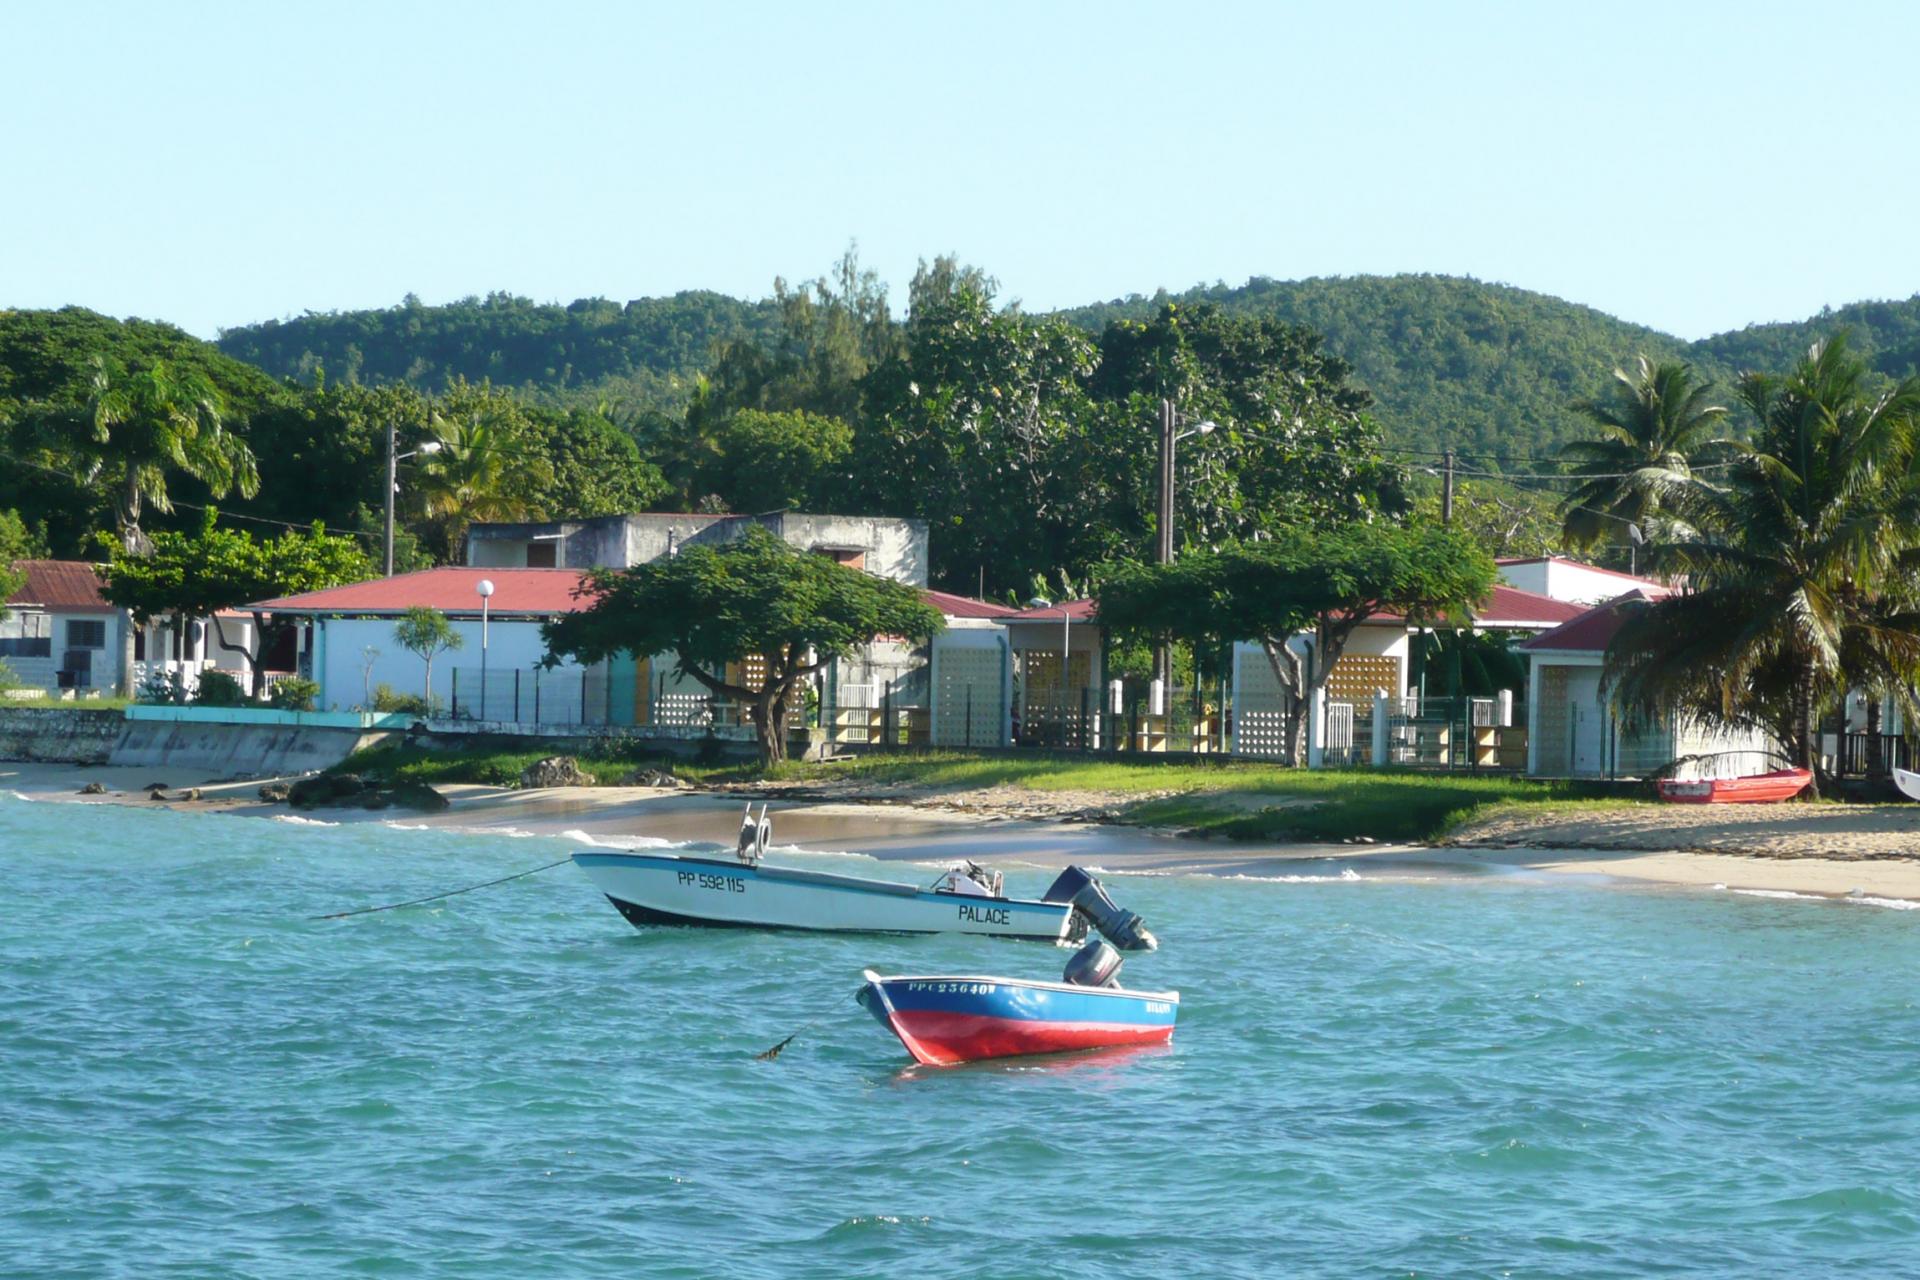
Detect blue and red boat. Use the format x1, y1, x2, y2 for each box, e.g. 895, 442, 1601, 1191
856, 942, 1179, 1066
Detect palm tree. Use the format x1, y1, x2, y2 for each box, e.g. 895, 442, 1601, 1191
1558, 356, 1734, 550
414, 408, 545, 560
38, 357, 259, 553
1605, 335, 1920, 780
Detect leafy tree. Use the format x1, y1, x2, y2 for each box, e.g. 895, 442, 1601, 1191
100, 511, 372, 696
1606, 335, 1920, 780
542, 526, 943, 764
1098, 523, 1495, 763
393, 606, 462, 706
1557, 357, 1734, 550
0, 508, 48, 619
694, 409, 853, 513
523, 406, 667, 517
1413, 479, 1563, 559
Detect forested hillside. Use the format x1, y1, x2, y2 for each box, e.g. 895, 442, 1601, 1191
217, 290, 778, 411
219, 274, 1920, 466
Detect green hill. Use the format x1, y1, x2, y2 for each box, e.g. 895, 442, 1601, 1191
216, 290, 777, 411
214, 276, 1920, 466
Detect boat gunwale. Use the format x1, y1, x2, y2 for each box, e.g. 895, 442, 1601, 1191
866, 973, 1180, 1003
571, 849, 1071, 914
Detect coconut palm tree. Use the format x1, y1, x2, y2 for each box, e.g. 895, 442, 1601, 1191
35, 357, 259, 553
414, 407, 545, 560
1557, 356, 1734, 550
1605, 335, 1920, 780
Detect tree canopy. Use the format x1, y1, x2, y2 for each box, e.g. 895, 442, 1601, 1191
1098, 523, 1496, 762
542, 526, 944, 762
100, 510, 372, 694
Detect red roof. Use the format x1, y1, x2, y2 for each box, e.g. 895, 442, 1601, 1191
1356, 584, 1588, 630
923, 589, 1018, 619
1520, 590, 1665, 653
7, 560, 114, 614
1005, 598, 1097, 622
252, 568, 598, 616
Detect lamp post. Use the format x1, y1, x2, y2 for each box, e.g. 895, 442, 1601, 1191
476, 578, 495, 721
1154, 398, 1217, 689
384, 425, 443, 576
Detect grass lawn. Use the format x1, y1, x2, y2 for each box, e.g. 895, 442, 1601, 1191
330, 739, 1651, 844
0, 695, 133, 712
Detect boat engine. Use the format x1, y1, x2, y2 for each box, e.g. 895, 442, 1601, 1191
1062, 939, 1123, 988
735, 803, 771, 866
1042, 866, 1157, 952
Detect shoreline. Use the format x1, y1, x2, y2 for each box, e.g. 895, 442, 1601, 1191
6, 761, 1920, 907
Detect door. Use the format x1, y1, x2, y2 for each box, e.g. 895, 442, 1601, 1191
1566, 668, 1604, 776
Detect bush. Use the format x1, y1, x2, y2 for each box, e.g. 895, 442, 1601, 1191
268, 677, 319, 712
136, 668, 184, 704
194, 670, 248, 707
0, 657, 19, 691
372, 683, 436, 715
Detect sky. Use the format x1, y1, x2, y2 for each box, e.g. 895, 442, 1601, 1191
4, 0, 1918, 341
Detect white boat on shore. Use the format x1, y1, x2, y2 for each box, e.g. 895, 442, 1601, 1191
570, 805, 1157, 947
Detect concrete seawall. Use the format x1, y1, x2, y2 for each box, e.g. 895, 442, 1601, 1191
0, 707, 394, 775
0, 708, 125, 765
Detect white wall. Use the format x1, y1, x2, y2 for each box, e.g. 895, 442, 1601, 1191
314, 615, 589, 712
1499, 559, 1653, 605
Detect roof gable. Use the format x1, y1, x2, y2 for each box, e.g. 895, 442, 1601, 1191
7, 560, 114, 614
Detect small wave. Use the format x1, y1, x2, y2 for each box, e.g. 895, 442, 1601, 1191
1219, 867, 1366, 884
556, 828, 684, 850
1727, 888, 1822, 901
381, 821, 433, 831
272, 814, 337, 827
1845, 892, 1920, 911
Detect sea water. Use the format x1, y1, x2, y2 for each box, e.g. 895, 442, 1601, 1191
3, 795, 1918, 1278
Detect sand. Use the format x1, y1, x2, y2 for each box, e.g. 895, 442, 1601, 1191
8, 760, 1920, 906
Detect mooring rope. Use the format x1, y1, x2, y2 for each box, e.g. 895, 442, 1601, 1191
310, 857, 574, 920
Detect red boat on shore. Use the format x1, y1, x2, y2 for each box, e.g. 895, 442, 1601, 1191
1657, 767, 1812, 804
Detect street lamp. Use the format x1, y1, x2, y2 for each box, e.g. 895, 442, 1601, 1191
476, 578, 495, 721
1154, 399, 1218, 688
384, 427, 443, 577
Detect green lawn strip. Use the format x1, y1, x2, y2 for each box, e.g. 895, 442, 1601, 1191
325, 742, 1655, 844
0, 696, 133, 712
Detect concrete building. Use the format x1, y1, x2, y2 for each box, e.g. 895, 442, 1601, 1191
1519, 590, 1771, 779
1, 560, 131, 695
466, 512, 930, 587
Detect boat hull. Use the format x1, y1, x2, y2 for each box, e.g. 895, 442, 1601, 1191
1894, 767, 1920, 802
1657, 768, 1812, 804
572, 852, 1079, 942
858, 972, 1178, 1066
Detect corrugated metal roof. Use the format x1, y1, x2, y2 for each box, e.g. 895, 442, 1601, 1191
1519, 590, 1665, 653
7, 560, 114, 614
922, 589, 1018, 619
1004, 598, 1097, 623
251, 568, 598, 616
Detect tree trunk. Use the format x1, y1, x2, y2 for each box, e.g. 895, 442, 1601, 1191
1866, 695, 1886, 780
209, 613, 264, 698
1790, 662, 1818, 798
1260, 637, 1307, 766
750, 693, 785, 767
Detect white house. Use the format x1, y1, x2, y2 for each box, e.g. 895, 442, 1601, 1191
2, 560, 129, 695
1494, 556, 1666, 606
1518, 590, 1772, 779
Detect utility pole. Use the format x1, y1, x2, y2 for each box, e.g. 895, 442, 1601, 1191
384, 419, 398, 577
1441, 447, 1455, 527
1155, 397, 1177, 689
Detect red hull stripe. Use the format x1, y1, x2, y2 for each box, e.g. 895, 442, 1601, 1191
886, 1010, 1174, 1066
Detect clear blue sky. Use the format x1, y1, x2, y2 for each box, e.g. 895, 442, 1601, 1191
5, 0, 1917, 340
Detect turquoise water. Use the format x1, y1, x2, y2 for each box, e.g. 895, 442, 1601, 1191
4, 795, 1919, 1278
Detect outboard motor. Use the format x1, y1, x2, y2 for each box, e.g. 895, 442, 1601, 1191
735, 803, 771, 866
1062, 939, 1124, 989
1042, 866, 1158, 952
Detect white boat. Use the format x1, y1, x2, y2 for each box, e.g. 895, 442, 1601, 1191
1893, 766, 1920, 802
570, 806, 1157, 947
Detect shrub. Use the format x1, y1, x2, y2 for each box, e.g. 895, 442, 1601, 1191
268, 677, 320, 712
194, 670, 248, 707
372, 683, 436, 715
136, 668, 184, 704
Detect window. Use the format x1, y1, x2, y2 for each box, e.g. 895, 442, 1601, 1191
526, 542, 558, 568
66, 619, 107, 649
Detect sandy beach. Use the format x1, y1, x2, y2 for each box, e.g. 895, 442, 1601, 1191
8, 759, 1920, 906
